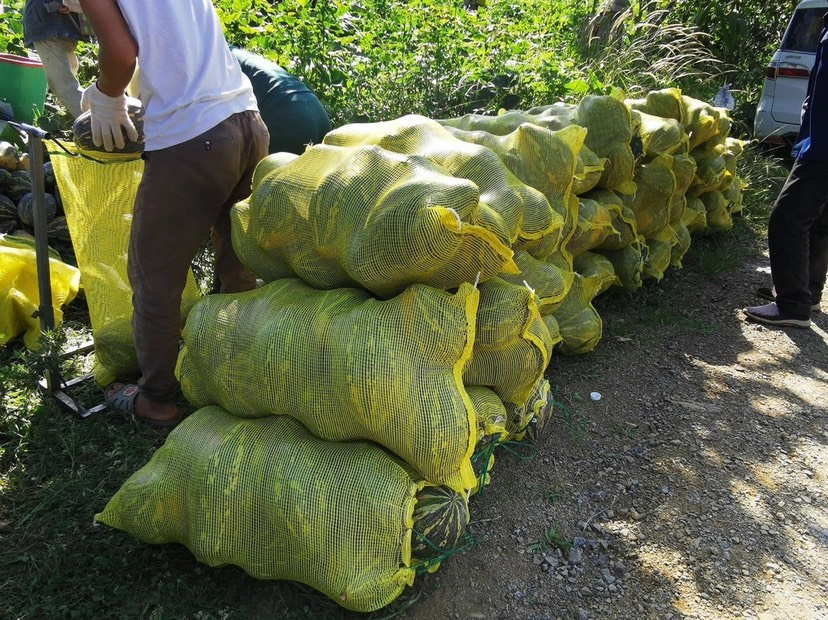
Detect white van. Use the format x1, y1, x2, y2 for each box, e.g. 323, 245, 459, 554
754, 0, 827, 148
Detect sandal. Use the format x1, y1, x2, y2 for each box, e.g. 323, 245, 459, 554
105, 383, 183, 429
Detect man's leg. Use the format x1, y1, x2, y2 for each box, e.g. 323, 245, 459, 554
808, 203, 828, 305
128, 111, 268, 420
32, 37, 83, 118
212, 110, 269, 293
768, 158, 828, 317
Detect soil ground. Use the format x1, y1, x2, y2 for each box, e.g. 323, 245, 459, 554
398, 232, 828, 620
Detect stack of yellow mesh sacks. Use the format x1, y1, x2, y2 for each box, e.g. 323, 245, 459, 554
627, 88, 745, 239
94, 116, 562, 612
436, 90, 748, 356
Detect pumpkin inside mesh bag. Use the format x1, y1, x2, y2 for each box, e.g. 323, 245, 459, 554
462, 277, 553, 407
49, 146, 201, 385
623, 155, 677, 237
683, 196, 708, 233
631, 110, 688, 157
682, 96, 721, 150
467, 385, 508, 494
440, 122, 586, 253
549, 271, 604, 356
177, 279, 479, 491
642, 226, 678, 281
565, 197, 617, 258
95, 406, 465, 613
529, 96, 638, 195
589, 189, 638, 251
572, 144, 606, 195
504, 376, 553, 441
322, 115, 562, 248
231, 143, 517, 298
573, 250, 620, 296
626, 88, 686, 124
499, 249, 575, 315
596, 237, 645, 293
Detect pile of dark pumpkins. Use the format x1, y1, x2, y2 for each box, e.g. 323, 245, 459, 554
0, 139, 70, 243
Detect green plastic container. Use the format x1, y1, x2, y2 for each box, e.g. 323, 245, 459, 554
0, 53, 48, 123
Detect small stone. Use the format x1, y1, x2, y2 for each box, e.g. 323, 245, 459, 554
630, 510, 641, 520
569, 547, 583, 564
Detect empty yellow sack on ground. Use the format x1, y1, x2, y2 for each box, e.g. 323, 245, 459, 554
95, 406, 423, 613
231, 143, 516, 299
49, 146, 201, 385
0, 236, 80, 349
177, 278, 479, 491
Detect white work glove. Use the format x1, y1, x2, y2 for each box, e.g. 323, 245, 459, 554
80, 83, 140, 152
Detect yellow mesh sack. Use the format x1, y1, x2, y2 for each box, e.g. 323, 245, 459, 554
670, 220, 692, 268
463, 277, 552, 407
0, 236, 81, 349
95, 406, 425, 613
623, 155, 676, 237
596, 237, 645, 293
573, 251, 620, 296
437, 109, 571, 135
322, 115, 562, 247
504, 376, 553, 441
441, 123, 586, 252
683, 196, 708, 233
625, 88, 686, 124
572, 144, 606, 195
177, 278, 479, 491
530, 98, 637, 195
689, 145, 728, 195
633, 110, 688, 157
467, 385, 508, 494
565, 198, 617, 258
681, 96, 721, 150
231, 143, 517, 299
498, 249, 574, 316
589, 189, 638, 251
49, 147, 201, 385
699, 190, 733, 231
711, 109, 733, 147
642, 226, 677, 281
724, 176, 747, 216
549, 272, 603, 356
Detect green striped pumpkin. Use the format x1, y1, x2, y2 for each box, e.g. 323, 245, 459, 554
411, 485, 469, 561
0, 194, 18, 224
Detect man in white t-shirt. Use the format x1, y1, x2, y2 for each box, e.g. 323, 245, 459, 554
78, 0, 270, 427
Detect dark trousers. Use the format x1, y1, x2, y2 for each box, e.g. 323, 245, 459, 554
129, 110, 269, 403
768, 158, 828, 318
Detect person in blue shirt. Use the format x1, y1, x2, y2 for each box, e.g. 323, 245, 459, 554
745, 12, 828, 328
22, 0, 91, 118
231, 47, 331, 155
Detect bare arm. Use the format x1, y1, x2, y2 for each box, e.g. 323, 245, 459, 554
78, 0, 138, 97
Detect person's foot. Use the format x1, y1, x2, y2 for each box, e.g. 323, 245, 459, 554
744, 302, 811, 328
105, 383, 182, 428
756, 286, 821, 312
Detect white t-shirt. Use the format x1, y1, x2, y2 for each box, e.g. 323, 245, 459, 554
116, 0, 258, 150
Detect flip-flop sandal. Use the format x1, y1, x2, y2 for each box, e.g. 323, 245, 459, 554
104, 383, 182, 429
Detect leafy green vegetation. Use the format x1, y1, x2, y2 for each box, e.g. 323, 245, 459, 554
0, 0, 797, 617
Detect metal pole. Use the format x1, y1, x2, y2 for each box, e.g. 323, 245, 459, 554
28, 131, 57, 334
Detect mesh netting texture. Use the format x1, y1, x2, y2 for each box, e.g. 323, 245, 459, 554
49, 146, 201, 385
